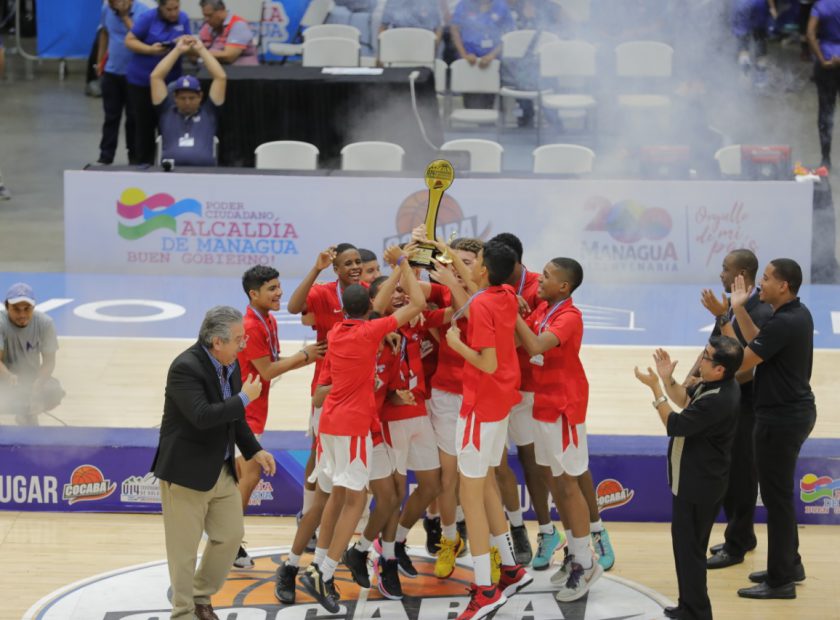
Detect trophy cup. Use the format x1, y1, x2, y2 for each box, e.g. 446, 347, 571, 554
409, 159, 455, 269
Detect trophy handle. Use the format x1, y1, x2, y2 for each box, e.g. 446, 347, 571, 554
425, 186, 445, 243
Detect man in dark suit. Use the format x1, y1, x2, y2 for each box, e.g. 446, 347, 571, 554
635, 336, 744, 620
152, 305, 276, 620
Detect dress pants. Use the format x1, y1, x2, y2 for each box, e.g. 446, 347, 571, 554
99, 72, 136, 164
672, 494, 718, 620
721, 396, 758, 556
754, 416, 815, 588
127, 83, 157, 165
160, 466, 243, 619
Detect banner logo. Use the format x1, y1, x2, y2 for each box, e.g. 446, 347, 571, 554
120, 473, 162, 504
596, 478, 635, 511
62, 465, 116, 505
117, 188, 202, 240
585, 198, 671, 243
800, 473, 840, 515
383, 190, 491, 249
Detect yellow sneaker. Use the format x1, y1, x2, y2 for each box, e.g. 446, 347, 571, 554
490, 546, 501, 584
434, 534, 464, 579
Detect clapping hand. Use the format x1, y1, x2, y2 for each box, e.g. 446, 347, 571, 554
700, 288, 729, 318
729, 275, 752, 310
652, 348, 678, 382
634, 366, 659, 388
242, 373, 263, 401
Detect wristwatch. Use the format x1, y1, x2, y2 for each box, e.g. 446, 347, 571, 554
715, 314, 729, 330
652, 395, 668, 409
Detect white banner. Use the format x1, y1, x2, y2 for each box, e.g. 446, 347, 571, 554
64, 171, 814, 283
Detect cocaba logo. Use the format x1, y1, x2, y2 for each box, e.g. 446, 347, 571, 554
62, 465, 117, 505
116, 187, 202, 240
383, 191, 491, 249
596, 478, 635, 512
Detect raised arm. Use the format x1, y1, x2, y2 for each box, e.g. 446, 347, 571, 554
653, 348, 690, 409
194, 41, 227, 105
287, 247, 336, 315
150, 36, 195, 104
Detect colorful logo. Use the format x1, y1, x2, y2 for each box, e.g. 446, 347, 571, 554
585, 197, 672, 244
117, 187, 201, 240
62, 465, 116, 505
596, 478, 635, 511
800, 473, 840, 503
247, 480, 275, 507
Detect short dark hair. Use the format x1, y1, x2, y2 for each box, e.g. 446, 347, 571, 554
334, 243, 358, 262
198, 0, 225, 9
368, 275, 389, 299
359, 248, 378, 263
708, 336, 744, 380
342, 284, 371, 318
728, 249, 759, 282
489, 233, 524, 263
550, 257, 584, 293
241, 265, 279, 296
769, 258, 803, 295
451, 237, 483, 255
482, 240, 517, 286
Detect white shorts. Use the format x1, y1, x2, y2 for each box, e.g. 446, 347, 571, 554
309, 433, 372, 493
384, 416, 441, 475
308, 405, 322, 437
428, 388, 463, 456
370, 442, 395, 481
456, 412, 510, 479
234, 433, 263, 459
507, 392, 535, 447
534, 420, 589, 477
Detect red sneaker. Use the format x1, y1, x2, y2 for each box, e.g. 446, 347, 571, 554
497, 564, 534, 597
458, 583, 507, 620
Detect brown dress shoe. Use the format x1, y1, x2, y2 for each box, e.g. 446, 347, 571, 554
193, 603, 220, 620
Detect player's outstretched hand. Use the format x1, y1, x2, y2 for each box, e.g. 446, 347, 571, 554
652, 348, 677, 381
315, 247, 337, 271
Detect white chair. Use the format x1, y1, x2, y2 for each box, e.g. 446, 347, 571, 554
715, 145, 742, 177
379, 28, 437, 68
434, 58, 448, 94
532, 144, 595, 175
268, 0, 335, 58
441, 139, 504, 173
448, 58, 501, 127
303, 24, 362, 42
341, 141, 405, 171
553, 0, 590, 23
538, 40, 597, 136
615, 41, 673, 110
499, 30, 560, 126
255, 141, 320, 170
302, 37, 360, 67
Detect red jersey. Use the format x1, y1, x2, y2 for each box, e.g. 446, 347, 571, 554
238, 305, 280, 434
460, 285, 522, 422
515, 268, 542, 392
429, 307, 468, 395
420, 286, 451, 396
319, 315, 398, 437
526, 298, 588, 425
380, 319, 440, 422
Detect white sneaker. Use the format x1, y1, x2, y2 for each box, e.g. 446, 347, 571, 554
549, 548, 573, 586
554, 559, 603, 602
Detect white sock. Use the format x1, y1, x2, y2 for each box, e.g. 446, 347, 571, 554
427, 509, 440, 519
287, 551, 301, 567
355, 536, 372, 552
456, 505, 465, 522
395, 524, 410, 543
442, 523, 457, 540
590, 519, 604, 534
570, 535, 593, 569
565, 529, 573, 545
314, 547, 328, 567
321, 556, 338, 581
539, 523, 554, 535
382, 540, 396, 560
473, 552, 492, 586
302, 488, 315, 515
507, 508, 524, 527
493, 533, 516, 566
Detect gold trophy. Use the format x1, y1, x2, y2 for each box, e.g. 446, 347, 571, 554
409, 159, 455, 269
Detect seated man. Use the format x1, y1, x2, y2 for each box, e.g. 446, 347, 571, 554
150, 35, 226, 167
198, 0, 258, 66
0, 283, 65, 426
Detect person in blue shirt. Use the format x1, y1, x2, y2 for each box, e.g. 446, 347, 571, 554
97, 0, 150, 164
808, 0, 840, 168
151, 36, 226, 167
125, 0, 191, 165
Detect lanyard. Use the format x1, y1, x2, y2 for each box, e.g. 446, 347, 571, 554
517, 268, 527, 295
335, 281, 343, 309
451, 288, 486, 322
538, 298, 569, 334
250, 305, 279, 361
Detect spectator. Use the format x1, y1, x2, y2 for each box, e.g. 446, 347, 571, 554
125, 0, 192, 165
800, 0, 816, 60
328, 0, 376, 56
732, 0, 778, 88
198, 0, 258, 66
0, 283, 65, 426
450, 0, 514, 108
97, 0, 150, 164
379, 0, 443, 47
808, 0, 840, 169
151, 36, 226, 167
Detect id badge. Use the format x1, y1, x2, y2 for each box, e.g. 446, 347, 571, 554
481, 38, 493, 49
179, 134, 195, 148
408, 374, 418, 390
530, 354, 544, 366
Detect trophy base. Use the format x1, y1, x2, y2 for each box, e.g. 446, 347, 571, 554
408, 245, 438, 270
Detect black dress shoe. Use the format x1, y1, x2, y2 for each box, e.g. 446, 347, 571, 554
749, 564, 806, 583
663, 605, 684, 618
737, 582, 796, 599
707, 549, 744, 569
709, 543, 724, 555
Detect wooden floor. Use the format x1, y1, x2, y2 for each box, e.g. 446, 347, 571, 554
0, 513, 837, 620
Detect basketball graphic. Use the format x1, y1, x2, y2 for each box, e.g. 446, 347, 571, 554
395, 190, 464, 235
596, 478, 635, 512
62, 464, 116, 505
71, 465, 101, 486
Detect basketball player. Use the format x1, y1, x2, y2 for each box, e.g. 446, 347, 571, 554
358, 248, 382, 284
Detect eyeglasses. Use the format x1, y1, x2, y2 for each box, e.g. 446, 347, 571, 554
235, 334, 249, 350
701, 351, 715, 363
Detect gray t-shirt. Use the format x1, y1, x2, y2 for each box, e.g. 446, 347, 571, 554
0, 310, 59, 379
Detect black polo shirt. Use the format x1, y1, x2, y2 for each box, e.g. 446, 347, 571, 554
748, 298, 816, 425
666, 378, 740, 505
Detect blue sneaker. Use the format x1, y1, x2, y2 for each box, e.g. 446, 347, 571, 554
532, 526, 563, 570
591, 528, 615, 571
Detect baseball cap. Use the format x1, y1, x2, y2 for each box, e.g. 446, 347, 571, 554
5, 282, 35, 305
173, 75, 201, 93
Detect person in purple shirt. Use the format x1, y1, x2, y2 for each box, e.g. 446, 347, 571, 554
125, 0, 192, 165
808, 0, 840, 168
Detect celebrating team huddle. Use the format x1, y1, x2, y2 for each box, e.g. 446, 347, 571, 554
235, 230, 615, 620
